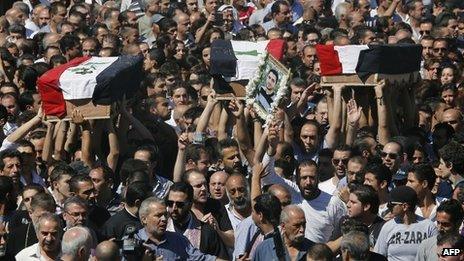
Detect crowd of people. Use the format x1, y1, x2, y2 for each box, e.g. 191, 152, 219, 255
0, 0, 463, 260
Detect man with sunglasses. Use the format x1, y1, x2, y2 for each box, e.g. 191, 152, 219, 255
380, 141, 406, 177
374, 186, 437, 261
166, 182, 229, 259
416, 199, 464, 261
319, 145, 352, 195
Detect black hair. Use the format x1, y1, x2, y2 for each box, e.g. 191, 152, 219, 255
364, 163, 392, 187
0, 176, 13, 202
439, 141, 464, 176
351, 184, 379, 214
409, 164, 437, 190
68, 175, 92, 194
30, 192, 56, 212
0, 149, 22, 170
295, 160, 318, 183
169, 182, 194, 203
59, 34, 81, 54
50, 163, 77, 183
437, 199, 464, 226
120, 159, 150, 186
125, 181, 153, 207
253, 194, 281, 226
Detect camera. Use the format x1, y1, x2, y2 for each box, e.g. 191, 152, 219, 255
214, 10, 224, 27
114, 224, 145, 259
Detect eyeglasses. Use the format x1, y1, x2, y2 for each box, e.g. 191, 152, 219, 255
380, 152, 398, 159
332, 158, 349, 166
166, 200, 186, 208
66, 211, 87, 218
419, 30, 430, 35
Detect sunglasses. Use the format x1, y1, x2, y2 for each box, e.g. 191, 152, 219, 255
387, 201, 403, 210
166, 200, 186, 209
419, 30, 430, 35
332, 158, 349, 166
380, 152, 398, 159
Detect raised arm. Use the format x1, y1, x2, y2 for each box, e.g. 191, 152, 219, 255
325, 84, 344, 148
196, 91, 218, 133
105, 119, 119, 172
379, 0, 401, 17
71, 109, 93, 167
41, 121, 55, 165
4, 108, 42, 144
229, 98, 254, 166
375, 80, 391, 145
173, 133, 189, 182
345, 98, 362, 146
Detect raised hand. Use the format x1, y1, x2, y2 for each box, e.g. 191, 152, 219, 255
178, 132, 189, 151
228, 98, 244, 118
347, 99, 362, 126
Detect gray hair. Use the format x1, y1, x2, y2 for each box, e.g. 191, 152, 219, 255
340, 231, 370, 261
280, 205, 304, 223
334, 2, 351, 22
61, 226, 93, 258
225, 174, 250, 202
63, 196, 88, 212
139, 196, 165, 220
35, 213, 62, 234
12, 2, 30, 15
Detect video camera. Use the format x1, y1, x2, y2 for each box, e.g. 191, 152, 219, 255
114, 224, 146, 260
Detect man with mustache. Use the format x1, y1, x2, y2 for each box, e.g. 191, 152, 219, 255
253, 205, 315, 260
225, 174, 251, 231
166, 182, 229, 259
15, 213, 62, 261
416, 199, 464, 261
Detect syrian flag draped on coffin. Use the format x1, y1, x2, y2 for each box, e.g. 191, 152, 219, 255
315, 44, 422, 82
37, 55, 144, 117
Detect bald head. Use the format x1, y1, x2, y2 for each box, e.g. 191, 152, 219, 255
95, 241, 121, 261
62, 226, 93, 260
442, 108, 463, 132
280, 205, 305, 223
268, 184, 291, 206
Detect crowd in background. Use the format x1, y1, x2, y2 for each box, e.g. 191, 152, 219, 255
0, 0, 464, 260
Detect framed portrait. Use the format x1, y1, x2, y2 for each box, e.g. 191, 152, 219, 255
246, 53, 291, 121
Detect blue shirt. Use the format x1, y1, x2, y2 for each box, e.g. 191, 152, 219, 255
253, 236, 315, 261
135, 229, 215, 261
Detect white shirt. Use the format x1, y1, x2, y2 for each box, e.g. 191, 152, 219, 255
260, 153, 346, 243
225, 203, 247, 232
15, 243, 56, 261
318, 177, 337, 195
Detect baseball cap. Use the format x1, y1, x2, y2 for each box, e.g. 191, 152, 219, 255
389, 186, 417, 208
152, 14, 165, 24
218, 5, 233, 12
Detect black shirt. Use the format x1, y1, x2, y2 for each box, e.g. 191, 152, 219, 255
101, 207, 142, 240
89, 204, 111, 228
8, 210, 30, 229
204, 198, 233, 232
6, 223, 37, 258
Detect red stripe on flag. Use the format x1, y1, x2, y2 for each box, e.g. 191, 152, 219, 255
266, 39, 285, 61
37, 56, 91, 117
315, 44, 342, 76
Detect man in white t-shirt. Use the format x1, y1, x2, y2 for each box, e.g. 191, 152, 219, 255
374, 186, 438, 261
